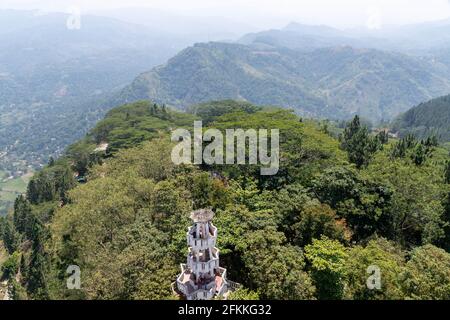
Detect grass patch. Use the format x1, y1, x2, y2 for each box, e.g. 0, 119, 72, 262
1, 178, 27, 193
0, 171, 33, 216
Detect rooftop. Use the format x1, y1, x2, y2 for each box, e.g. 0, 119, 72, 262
190, 209, 214, 223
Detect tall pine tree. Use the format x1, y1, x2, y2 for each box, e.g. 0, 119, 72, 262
340, 116, 379, 168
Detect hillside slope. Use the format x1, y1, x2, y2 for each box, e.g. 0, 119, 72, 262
392, 94, 450, 141
114, 42, 450, 122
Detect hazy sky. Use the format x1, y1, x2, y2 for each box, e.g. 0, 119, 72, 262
2, 0, 450, 29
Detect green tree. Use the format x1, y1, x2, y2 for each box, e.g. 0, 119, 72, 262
2, 219, 20, 255
13, 195, 34, 239
8, 279, 28, 300
79, 218, 178, 300
227, 288, 260, 300
340, 116, 379, 168
1, 252, 20, 280
391, 134, 424, 161
0, 216, 4, 239
412, 143, 426, 166
401, 245, 450, 300
444, 160, 450, 184
364, 155, 447, 247
390, 139, 407, 159
304, 236, 348, 300
27, 224, 50, 299
376, 130, 389, 145
242, 229, 316, 300
288, 200, 350, 247
312, 166, 392, 241
344, 238, 405, 300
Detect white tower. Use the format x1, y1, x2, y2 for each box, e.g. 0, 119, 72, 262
175, 209, 229, 300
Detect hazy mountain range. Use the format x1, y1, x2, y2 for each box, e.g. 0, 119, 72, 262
0, 10, 197, 172
239, 20, 450, 53
2, 9, 450, 175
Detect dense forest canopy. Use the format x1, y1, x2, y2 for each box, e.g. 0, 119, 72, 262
1, 100, 449, 300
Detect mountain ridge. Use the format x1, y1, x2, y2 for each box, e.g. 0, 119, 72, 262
112, 41, 450, 122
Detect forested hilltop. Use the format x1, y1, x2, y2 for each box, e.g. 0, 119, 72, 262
0, 100, 449, 300
392, 94, 450, 142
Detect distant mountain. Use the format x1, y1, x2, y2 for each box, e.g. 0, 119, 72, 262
114, 41, 450, 122
239, 23, 362, 51
239, 20, 450, 55
392, 94, 450, 142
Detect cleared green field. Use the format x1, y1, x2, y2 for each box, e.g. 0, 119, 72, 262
0, 190, 18, 202
1, 177, 27, 192
0, 172, 33, 215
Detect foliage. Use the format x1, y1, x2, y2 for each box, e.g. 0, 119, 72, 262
227, 288, 260, 300
392, 94, 450, 142
400, 245, 450, 300
188, 100, 261, 124
312, 166, 393, 241
8, 279, 28, 300
242, 230, 316, 300
2, 100, 449, 300
344, 238, 405, 300
1, 252, 20, 280
445, 160, 450, 184
340, 116, 380, 168
305, 236, 348, 300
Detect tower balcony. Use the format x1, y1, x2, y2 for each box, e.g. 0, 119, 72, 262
187, 224, 218, 249
189, 237, 216, 250
175, 264, 218, 300
188, 247, 220, 262
187, 247, 220, 272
